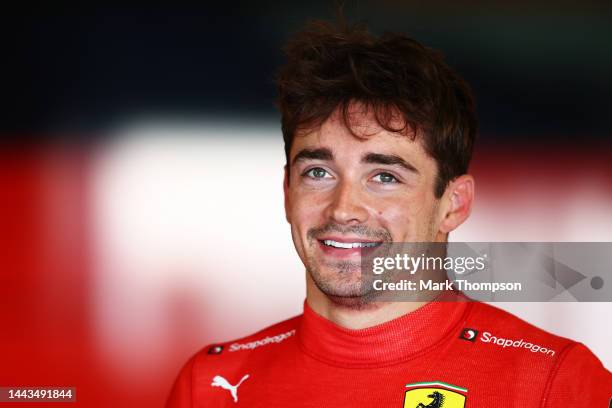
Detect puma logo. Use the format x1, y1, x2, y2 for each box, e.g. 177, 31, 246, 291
211, 374, 250, 403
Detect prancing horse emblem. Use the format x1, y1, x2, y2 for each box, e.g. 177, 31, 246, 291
404, 382, 467, 408
416, 391, 444, 408
211, 374, 250, 403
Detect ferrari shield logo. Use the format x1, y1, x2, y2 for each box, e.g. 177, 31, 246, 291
404, 382, 467, 408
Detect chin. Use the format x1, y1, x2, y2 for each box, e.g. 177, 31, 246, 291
325, 293, 385, 311
312, 272, 376, 298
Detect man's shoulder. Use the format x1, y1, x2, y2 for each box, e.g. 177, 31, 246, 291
463, 302, 612, 404
166, 314, 302, 406
466, 301, 576, 354
190, 313, 302, 369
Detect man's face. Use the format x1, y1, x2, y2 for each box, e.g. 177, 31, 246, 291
284, 109, 450, 300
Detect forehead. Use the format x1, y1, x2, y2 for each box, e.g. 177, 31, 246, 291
290, 107, 432, 163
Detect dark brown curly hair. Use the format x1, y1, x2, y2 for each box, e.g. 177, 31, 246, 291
276, 20, 477, 198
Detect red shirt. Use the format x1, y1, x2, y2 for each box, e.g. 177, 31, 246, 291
167, 295, 611, 407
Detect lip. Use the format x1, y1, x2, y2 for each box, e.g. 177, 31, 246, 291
316, 236, 383, 259
318, 236, 382, 244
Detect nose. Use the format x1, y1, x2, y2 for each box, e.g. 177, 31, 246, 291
325, 179, 369, 225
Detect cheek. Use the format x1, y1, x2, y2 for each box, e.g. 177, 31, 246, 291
375, 205, 416, 239
373, 192, 435, 239
289, 191, 326, 232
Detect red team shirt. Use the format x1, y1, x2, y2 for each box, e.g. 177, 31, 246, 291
167, 293, 611, 407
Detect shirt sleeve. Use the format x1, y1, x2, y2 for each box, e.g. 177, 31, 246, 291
166, 355, 196, 408
543, 342, 612, 406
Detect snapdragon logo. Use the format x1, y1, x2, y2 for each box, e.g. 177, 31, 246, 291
228, 329, 296, 352
480, 331, 555, 356
459, 328, 479, 342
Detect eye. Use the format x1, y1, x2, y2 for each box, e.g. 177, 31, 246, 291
304, 167, 331, 179
372, 172, 399, 184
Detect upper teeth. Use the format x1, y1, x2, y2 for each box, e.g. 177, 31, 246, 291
323, 240, 379, 249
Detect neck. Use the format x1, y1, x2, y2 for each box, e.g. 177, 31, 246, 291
306, 273, 445, 330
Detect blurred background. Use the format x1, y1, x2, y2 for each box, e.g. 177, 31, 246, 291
1, 2, 611, 406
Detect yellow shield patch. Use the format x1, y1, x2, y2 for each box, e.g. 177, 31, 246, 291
404, 382, 467, 408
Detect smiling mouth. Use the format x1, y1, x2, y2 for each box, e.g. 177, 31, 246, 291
320, 240, 382, 249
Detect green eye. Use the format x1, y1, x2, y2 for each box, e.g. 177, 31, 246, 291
306, 168, 329, 178
373, 172, 398, 183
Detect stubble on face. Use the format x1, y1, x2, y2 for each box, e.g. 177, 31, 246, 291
304, 223, 391, 304
304, 207, 441, 309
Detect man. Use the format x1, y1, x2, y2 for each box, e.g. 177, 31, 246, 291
167, 20, 611, 407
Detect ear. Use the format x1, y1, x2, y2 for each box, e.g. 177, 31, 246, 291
438, 174, 475, 234
283, 166, 291, 223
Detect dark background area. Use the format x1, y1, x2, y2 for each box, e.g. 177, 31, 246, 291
2, 1, 612, 143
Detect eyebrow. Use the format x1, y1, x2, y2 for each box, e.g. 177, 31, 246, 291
291, 148, 333, 166
362, 153, 419, 174
291, 148, 419, 174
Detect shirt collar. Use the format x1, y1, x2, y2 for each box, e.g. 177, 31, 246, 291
297, 291, 471, 368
